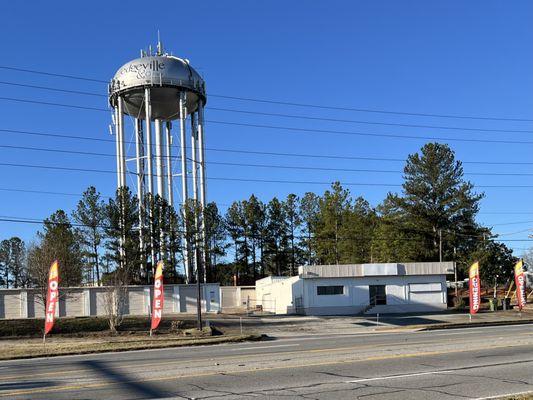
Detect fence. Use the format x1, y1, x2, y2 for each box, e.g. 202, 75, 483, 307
0, 284, 220, 319
243, 298, 277, 315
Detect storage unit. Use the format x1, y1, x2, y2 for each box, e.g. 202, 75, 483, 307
255, 262, 454, 315
0, 283, 221, 319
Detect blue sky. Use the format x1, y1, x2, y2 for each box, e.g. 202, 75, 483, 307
1, 1, 532, 253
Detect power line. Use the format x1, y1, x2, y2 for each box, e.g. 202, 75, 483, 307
207, 94, 533, 123
1, 96, 533, 144
2, 79, 532, 133
1, 67, 531, 122
489, 220, 533, 226
3, 128, 533, 165
0, 81, 105, 97
2, 215, 532, 243
208, 107, 533, 134
1, 92, 532, 135
0, 185, 531, 217
0, 66, 107, 83
0, 187, 93, 198
3, 161, 533, 188
207, 160, 533, 177
2, 144, 533, 176
208, 120, 533, 144
0, 96, 109, 112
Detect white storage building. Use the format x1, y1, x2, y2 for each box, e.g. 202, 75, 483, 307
255, 262, 454, 315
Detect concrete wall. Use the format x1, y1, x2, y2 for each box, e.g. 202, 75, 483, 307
0, 284, 220, 319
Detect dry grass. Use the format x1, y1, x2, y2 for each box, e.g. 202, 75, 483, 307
0, 333, 262, 360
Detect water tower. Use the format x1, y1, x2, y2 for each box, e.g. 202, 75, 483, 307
108, 40, 207, 283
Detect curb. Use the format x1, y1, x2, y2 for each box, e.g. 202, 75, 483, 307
421, 319, 533, 331
0, 334, 265, 361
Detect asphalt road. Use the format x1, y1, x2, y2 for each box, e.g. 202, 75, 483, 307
2, 324, 533, 399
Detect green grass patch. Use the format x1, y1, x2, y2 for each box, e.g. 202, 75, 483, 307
0, 316, 199, 338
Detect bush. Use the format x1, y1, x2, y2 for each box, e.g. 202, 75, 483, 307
452, 296, 466, 310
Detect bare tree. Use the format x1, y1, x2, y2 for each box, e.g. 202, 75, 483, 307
103, 268, 129, 333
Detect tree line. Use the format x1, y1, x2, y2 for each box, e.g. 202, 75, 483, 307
0, 143, 520, 289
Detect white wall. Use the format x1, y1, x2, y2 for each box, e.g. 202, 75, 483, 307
275, 274, 448, 315
256, 277, 302, 314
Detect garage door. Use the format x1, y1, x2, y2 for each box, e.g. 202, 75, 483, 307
409, 283, 442, 304
180, 286, 198, 313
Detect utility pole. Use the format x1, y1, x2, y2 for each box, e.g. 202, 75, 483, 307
453, 247, 458, 298
439, 229, 443, 263
196, 243, 203, 331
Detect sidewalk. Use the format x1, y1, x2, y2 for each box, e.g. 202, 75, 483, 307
205, 310, 533, 337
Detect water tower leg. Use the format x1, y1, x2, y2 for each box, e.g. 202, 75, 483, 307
179, 92, 190, 283
155, 118, 167, 261
197, 103, 208, 283
144, 89, 154, 195
135, 118, 145, 276
144, 88, 156, 276
114, 108, 121, 188
117, 97, 126, 188
191, 113, 200, 283
116, 97, 127, 270
165, 121, 174, 207
154, 119, 166, 200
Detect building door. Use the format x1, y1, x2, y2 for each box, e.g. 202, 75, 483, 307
369, 285, 386, 306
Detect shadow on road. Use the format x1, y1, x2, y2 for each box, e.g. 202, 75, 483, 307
357, 316, 447, 326
0, 381, 56, 391
81, 360, 169, 399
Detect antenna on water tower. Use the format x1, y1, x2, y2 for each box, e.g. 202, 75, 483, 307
156, 30, 163, 55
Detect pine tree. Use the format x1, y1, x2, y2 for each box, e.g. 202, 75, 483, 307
245, 195, 265, 281
104, 188, 140, 283
264, 198, 289, 276
181, 199, 204, 283
372, 194, 427, 262
340, 196, 376, 264
0, 237, 27, 288
167, 203, 183, 281
284, 194, 302, 275
204, 202, 228, 282
392, 143, 484, 262
225, 201, 248, 283
72, 186, 106, 285
299, 192, 319, 265
314, 182, 351, 264
27, 210, 84, 304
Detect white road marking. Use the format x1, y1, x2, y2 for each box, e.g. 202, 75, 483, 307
346, 369, 455, 384
475, 390, 533, 399
233, 344, 300, 351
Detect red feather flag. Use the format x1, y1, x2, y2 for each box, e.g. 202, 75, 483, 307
469, 261, 481, 315
514, 259, 527, 311
44, 260, 59, 335
151, 261, 164, 331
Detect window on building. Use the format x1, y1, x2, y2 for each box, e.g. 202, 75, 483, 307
369, 285, 387, 305
317, 285, 344, 295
